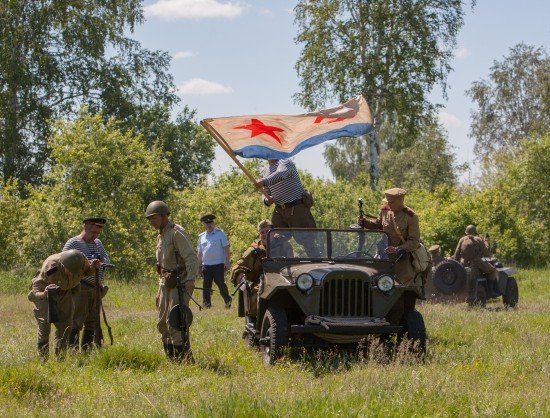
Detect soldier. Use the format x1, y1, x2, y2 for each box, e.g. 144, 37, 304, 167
255, 158, 318, 257
359, 188, 420, 316
64, 216, 110, 351
452, 225, 499, 294
197, 214, 232, 309
428, 244, 445, 266
28, 249, 98, 358
145, 200, 197, 361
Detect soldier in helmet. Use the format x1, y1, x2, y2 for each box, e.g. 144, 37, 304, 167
28, 249, 99, 358
145, 200, 197, 361
452, 225, 499, 293
63, 216, 111, 352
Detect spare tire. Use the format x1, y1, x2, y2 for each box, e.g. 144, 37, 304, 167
432, 259, 467, 294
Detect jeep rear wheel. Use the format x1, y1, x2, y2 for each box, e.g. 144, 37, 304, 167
260, 306, 288, 365
503, 277, 519, 308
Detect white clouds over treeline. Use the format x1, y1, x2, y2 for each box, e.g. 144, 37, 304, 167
145, 0, 245, 20
177, 78, 233, 95
173, 51, 195, 60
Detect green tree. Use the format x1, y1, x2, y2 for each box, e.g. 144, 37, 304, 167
378, 123, 465, 191
0, 0, 176, 188
467, 43, 549, 158
294, 0, 471, 186
20, 110, 172, 278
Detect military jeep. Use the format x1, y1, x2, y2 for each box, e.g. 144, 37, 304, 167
236, 228, 427, 364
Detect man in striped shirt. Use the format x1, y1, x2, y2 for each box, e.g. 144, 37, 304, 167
256, 159, 319, 257
63, 216, 110, 351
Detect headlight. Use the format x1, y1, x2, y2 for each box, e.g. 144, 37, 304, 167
296, 274, 314, 292
377, 275, 394, 293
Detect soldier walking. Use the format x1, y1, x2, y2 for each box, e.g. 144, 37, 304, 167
28, 250, 99, 358
145, 200, 197, 361
63, 216, 110, 351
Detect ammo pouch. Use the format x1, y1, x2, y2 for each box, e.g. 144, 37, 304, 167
302, 189, 314, 208
47, 286, 60, 324
162, 270, 178, 289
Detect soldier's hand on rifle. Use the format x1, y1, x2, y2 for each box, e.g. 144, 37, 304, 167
254, 179, 264, 189
91, 258, 102, 268
357, 216, 365, 228
263, 196, 274, 206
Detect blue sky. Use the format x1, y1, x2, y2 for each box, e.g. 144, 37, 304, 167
134, 0, 549, 181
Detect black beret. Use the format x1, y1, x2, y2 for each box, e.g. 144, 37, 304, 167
200, 214, 216, 223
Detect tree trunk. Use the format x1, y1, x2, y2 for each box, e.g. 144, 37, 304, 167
369, 130, 380, 189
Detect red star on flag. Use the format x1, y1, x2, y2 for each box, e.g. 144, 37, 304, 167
234, 119, 284, 144
314, 116, 345, 124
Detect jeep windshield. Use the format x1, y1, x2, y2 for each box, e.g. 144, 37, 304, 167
266, 228, 390, 261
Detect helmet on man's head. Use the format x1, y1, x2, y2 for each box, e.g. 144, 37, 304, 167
60, 250, 86, 275
465, 225, 478, 235
145, 201, 170, 218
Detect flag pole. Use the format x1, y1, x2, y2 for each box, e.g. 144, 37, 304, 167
200, 120, 271, 200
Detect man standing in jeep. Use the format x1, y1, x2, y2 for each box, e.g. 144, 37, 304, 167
452, 225, 499, 294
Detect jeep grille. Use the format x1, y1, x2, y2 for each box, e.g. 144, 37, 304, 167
319, 273, 371, 316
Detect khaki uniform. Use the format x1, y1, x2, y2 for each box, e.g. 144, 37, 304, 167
155, 221, 197, 346
362, 204, 420, 283
28, 253, 92, 352
230, 240, 266, 318
453, 235, 497, 280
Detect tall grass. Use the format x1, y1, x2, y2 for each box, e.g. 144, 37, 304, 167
0, 268, 548, 416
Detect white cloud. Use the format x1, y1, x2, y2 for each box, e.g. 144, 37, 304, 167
455, 46, 471, 59
438, 111, 463, 129
259, 8, 274, 16
177, 78, 233, 95
173, 51, 195, 60
145, 0, 245, 20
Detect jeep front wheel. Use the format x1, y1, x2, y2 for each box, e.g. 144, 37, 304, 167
260, 305, 289, 365
502, 277, 519, 308
401, 309, 427, 357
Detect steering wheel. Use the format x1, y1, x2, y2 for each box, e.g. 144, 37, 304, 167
341, 251, 374, 260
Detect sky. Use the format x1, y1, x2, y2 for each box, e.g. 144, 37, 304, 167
133, 0, 549, 181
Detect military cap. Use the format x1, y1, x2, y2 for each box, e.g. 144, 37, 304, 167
257, 219, 272, 230
384, 187, 407, 201
428, 244, 440, 253
83, 216, 107, 226
200, 214, 216, 223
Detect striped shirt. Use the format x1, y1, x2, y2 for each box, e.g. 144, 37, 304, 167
63, 236, 110, 286
261, 159, 304, 205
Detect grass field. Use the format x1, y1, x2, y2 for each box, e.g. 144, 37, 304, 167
1, 268, 548, 417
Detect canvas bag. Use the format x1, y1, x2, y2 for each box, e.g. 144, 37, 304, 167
391, 216, 431, 273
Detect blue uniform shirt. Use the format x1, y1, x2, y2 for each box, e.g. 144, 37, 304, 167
197, 228, 229, 266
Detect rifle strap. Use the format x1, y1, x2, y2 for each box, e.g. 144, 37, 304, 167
100, 301, 113, 345
390, 215, 406, 245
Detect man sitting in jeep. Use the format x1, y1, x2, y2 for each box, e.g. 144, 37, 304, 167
230, 220, 293, 322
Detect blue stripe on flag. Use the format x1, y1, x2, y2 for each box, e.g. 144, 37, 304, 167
233, 122, 373, 159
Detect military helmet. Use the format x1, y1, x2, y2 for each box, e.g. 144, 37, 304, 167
145, 200, 170, 218
465, 225, 478, 235
60, 250, 86, 275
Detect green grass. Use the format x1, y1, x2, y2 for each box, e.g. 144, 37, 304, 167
1, 268, 549, 417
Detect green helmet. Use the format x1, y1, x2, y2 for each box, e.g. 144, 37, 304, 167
145, 200, 170, 218
60, 249, 86, 275
465, 225, 478, 235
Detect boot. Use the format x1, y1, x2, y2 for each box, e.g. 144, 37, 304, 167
163, 343, 173, 358
38, 342, 49, 359
81, 329, 95, 352
68, 329, 80, 350
172, 344, 194, 363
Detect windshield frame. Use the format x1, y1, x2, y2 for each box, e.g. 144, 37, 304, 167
266, 228, 392, 263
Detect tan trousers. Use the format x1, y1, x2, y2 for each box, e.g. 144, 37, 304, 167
72, 287, 97, 332
156, 285, 191, 346
32, 289, 74, 350
271, 202, 318, 257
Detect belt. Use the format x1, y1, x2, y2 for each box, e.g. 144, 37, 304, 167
80, 280, 95, 288
275, 197, 303, 209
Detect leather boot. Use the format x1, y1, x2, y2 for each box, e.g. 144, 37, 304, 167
173, 340, 194, 363
163, 343, 173, 358
68, 329, 80, 350
81, 329, 95, 352
38, 342, 49, 359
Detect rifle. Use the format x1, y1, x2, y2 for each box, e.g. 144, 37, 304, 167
93, 261, 115, 347
168, 251, 192, 346
356, 198, 366, 251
